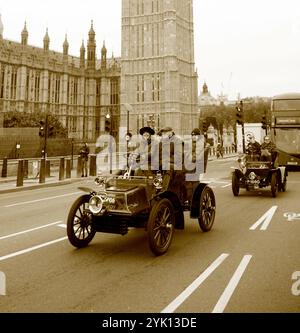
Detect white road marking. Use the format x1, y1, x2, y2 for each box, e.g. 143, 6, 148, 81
212, 255, 252, 313
0, 221, 62, 241
250, 206, 278, 231
0, 237, 68, 262
283, 212, 300, 222
0, 271, 5, 296
58, 224, 67, 229
161, 253, 229, 313
221, 184, 231, 188
3, 192, 82, 208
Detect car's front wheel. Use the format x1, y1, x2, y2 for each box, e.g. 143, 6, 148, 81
67, 195, 96, 248
147, 198, 175, 256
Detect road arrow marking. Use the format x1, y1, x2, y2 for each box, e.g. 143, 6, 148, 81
212, 255, 252, 313
161, 253, 229, 313
250, 206, 278, 231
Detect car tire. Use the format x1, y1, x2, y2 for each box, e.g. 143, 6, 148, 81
271, 173, 278, 198
67, 195, 96, 248
147, 198, 175, 256
232, 172, 240, 197
198, 186, 216, 232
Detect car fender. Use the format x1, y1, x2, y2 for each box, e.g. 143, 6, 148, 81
278, 166, 287, 183
269, 168, 281, 181
232, 168, 244, 179
78, 186, 95, 194
190, 183, 210, 219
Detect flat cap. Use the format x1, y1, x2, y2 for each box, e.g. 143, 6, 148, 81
191, 128, 201, 136
159, 126, 173, 133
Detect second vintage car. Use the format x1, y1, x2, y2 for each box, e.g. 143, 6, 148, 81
232, 154, 288, 197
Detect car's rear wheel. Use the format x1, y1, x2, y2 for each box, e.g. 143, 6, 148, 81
67, 195, 96, 248
198, 186, 216, 232
232, 172, 240, 196
271, 173, 278, 198
147, 198, 175, 256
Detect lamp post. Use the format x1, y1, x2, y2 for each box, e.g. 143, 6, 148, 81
105, 112, 113, 174
124, 103, 133, 167
124, 103, 133, 135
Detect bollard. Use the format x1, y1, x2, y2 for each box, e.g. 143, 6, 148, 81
66, 159, 71, 179
16, 160, 24, 187
89, 155, 97, 177
23, 160, 29, 179
59, 158, 65, 181
46, 160, 51, 178
1, 158, 8, 178
77, 156, 82, 178
39, 159, 46, 184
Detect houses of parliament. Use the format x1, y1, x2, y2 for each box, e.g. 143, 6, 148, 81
0, 0, 199, 139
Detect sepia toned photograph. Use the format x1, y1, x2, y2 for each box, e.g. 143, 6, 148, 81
0, 0, 299, 323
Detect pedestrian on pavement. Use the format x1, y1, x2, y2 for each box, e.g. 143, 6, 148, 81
216, 142, 224, 159
79, 142, 90, 177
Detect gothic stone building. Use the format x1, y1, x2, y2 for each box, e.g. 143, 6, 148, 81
1, 0, 200, 140
0, 20, 121, 141
121, 0, 199, 135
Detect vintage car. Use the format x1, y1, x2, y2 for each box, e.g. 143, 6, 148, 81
231, 153, 288, 197
67, 154, 216, 256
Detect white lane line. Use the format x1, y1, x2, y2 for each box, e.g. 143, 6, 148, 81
0, 237, 68, 262
57, 224, 67, 229
4, 192, 82, 208
212, 255, 252, 313
161, 253, 229, 314
221, 184, 231, 188
0, 271, 6, 295
250, 206, 278, 231
0, 221, 62, 241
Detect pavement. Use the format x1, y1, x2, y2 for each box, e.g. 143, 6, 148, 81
0, 153, 238, 194
0, 169, 90, 194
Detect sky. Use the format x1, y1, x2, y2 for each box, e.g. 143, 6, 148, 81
1, 0, 300, 100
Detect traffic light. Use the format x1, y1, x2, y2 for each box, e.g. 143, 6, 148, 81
236, 101, 244, 125
105, 116, 111, 133
262, 114, 267, 130
39, 121, 45, 137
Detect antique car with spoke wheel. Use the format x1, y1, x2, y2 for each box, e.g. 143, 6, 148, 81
231, 154, 288, 198
67, 154, 216, 256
